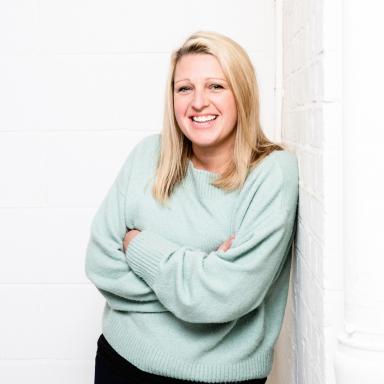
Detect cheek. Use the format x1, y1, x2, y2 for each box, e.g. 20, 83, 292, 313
221, 97, 238, 124
173, 97, 188, 118
173, 101, 189, 131
230, 105, 238, 124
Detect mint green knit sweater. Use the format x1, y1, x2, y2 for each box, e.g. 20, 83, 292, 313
85, 133, 299, 382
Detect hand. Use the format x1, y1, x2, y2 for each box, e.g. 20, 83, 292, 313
217, 234, 236, 252
123, 229, 141, 252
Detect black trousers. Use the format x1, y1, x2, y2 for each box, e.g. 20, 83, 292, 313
94, 334, 268, 384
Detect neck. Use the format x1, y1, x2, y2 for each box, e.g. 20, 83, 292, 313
191, 145, 234, 174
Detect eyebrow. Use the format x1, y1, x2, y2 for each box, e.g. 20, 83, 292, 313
174, 77, 227, 84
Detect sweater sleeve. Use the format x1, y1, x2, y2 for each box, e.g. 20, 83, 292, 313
84, 139, 166, 313
125, 156, 299, 323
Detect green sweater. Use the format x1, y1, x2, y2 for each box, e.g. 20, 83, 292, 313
85, 133, 299, 382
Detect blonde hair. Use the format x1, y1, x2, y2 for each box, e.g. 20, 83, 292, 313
152, 30, 284, 204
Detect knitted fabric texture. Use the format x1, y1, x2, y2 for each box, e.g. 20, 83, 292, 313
85, 133, 299, 382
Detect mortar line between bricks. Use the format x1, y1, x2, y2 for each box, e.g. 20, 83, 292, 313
283, 52, 324, 81
0, 282, 92, 286
0, 358, 95, 362
0, 206, 99, 210
0, 129, 160, 134
20, 50, 266, 56
281, 141, 324, 156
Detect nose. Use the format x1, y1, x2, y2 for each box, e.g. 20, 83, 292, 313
191, 88, 209, 110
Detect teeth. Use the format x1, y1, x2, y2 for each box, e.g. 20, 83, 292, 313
192, 115, 217, 122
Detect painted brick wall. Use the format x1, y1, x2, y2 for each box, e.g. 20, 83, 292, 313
0, 1, 279, 383
281, 0, 344, 383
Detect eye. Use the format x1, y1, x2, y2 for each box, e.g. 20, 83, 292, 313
176, 86, 191, 93
210, 84, 224, 90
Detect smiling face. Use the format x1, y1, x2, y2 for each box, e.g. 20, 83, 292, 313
173, 53, 238, 156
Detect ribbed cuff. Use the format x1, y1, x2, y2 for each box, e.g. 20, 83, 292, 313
125, 230, 179, 287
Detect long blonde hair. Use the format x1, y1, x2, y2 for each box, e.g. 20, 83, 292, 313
152, 30, 284, 204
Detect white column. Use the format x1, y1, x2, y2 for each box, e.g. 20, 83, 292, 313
334, 1, 384, 383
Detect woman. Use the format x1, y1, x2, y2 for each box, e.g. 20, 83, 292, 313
85, 30, 299, 384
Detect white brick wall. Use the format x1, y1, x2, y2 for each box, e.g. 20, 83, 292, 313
281, 0, 344, 383
0, 1, 279, 383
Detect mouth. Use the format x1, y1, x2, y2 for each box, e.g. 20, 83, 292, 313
190, 114, 218, 122
189, 114, 218, 128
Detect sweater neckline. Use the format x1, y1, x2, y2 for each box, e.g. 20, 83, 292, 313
187, 159, 221, 176
186, 160, 237, 199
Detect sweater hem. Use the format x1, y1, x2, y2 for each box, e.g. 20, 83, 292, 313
102, 314, 273, 383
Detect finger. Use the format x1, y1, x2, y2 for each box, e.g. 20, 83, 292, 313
217, 242, 229, 252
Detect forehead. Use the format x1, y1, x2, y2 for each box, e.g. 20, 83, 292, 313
174, 53, 225, 81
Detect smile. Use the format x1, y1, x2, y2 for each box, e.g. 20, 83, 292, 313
190, 115, 218, 123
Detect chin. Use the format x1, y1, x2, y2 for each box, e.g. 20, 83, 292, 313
187, 131, 222, 147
